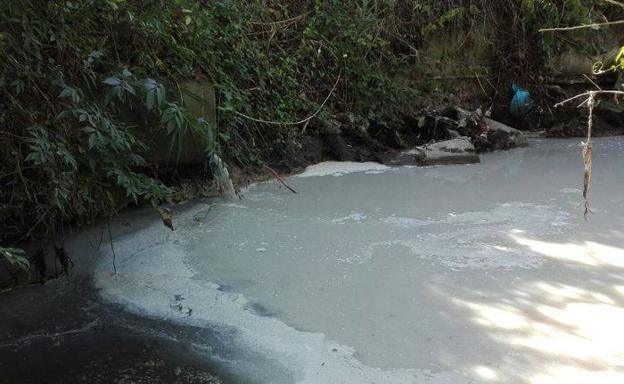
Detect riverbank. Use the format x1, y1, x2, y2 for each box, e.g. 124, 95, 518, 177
0, 280, 226, 384
0, 224, 233, 384
0, 203, 300, 384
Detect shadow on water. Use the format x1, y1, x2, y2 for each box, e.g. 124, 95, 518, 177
432, 234, 624, 384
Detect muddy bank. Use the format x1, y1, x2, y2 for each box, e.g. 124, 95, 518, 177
256, 106, 528, 178
0, 216, 293, 384
0, 279, 228, 384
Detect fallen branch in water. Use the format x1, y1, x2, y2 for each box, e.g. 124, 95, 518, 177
107, 220, 117, 275
582, 94, 595, 218
541, 17, 624, 218
554, 90, 624, 218
263, 164, 298, 194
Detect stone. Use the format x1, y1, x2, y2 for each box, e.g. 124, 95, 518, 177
447, 129, 462, 139
420, 137, 480, 166
317, 119, 342, 135
379, 148, 426, 166
454, 107, 488, 138
381, 137, 480, 167
483, 117, 528, 150
321, 133, 355, 162
300, 136, 324, 164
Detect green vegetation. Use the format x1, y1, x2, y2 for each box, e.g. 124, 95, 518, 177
0, 247, 29, 272
0, 0, 616, 270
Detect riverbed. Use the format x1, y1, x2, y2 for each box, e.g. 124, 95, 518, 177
4, 137, 624, 383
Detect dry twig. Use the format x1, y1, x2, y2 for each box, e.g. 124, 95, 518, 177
553, 90, 624, 108
539, 19, 624, 33
263, 164, 298, 194
107, 220, 117, 275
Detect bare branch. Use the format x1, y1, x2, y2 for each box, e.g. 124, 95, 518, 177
539, 19, 624, 33
553, 90, 624, 108
606, 0, 624, 9
582, 74, 602, 91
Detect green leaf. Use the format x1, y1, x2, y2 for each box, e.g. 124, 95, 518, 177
146, 91, 155, 110
103, 77, 121, 86
88, 134, 98, 149
0, 246, 29, 271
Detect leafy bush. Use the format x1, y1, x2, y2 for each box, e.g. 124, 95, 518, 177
0, 1, 209, 250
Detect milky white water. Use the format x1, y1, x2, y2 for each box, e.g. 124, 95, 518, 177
96, 138, 624, 383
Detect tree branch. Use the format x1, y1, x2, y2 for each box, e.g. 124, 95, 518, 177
553, 90, 624, 108
539, 19, 624, 33
606, 0, 624, 9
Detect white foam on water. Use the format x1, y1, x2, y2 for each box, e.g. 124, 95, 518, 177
94, 215, 472, 384
560, 188, 582, 194
384, 202, 570, 269
330, 213, 367, 224
297, 161, 389, 178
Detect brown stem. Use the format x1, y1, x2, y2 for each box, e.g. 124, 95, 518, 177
263, 165, 298, 194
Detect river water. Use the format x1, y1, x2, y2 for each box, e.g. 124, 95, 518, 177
93, 138, 624, 383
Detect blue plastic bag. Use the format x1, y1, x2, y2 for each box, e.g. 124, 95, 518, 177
510, 83, 531, 117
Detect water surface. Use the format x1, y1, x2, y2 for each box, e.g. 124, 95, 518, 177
97, 138, 624, 383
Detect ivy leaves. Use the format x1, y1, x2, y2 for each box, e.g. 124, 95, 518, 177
615, 46, 624, 71
593, 46, 624, 75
